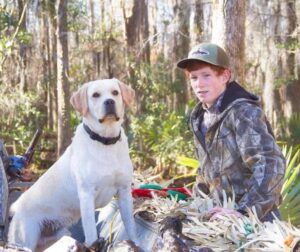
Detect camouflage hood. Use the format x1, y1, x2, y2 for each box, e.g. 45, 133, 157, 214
190, 81, 285, 220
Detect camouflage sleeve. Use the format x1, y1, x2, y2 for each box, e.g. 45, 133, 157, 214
233, 103, 285, 219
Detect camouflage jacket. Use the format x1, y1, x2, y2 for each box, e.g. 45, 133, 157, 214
190, 81, 286, 219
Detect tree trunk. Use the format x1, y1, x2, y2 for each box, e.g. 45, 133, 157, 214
17, 0, 28, 92
172, 0, 191, 109
190, 0, 212, 45
99, 0, 105, 78
212, 0, 246, 84
50, 0, 58, 131
41, 1, 53, 130
245, 0, 280, 127
246, 0, 300, 133
89, 0, 97, 79
123, 0, 150, 113
277, 0, 300, 119
124, 0, 150, 63
56, 0, 71, 157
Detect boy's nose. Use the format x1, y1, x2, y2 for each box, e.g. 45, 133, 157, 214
193, 79, 204, 88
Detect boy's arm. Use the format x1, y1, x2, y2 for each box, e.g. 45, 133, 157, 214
234, 104, 285, 219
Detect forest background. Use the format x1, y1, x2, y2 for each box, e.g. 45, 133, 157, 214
0, 0, 300, 188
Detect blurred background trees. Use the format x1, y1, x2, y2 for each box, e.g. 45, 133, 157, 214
0, 0, 300, 177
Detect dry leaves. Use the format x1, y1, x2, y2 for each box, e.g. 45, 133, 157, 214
133, 176, 300, 251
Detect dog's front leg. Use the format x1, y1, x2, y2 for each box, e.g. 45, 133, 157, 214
78, 190, 97, 246
117, 187, 138, 244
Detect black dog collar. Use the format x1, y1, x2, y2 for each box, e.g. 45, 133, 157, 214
83, 124, 121, 145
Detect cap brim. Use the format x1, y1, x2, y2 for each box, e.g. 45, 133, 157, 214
177, 58, 208, 69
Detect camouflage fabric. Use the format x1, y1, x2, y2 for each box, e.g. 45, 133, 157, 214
0, 141, 8, 226
190, 81, 286, 220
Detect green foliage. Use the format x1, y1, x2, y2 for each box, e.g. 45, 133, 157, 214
0, 36, 13, 58
278, 113, 300, 146
129, 110, 194, 174
174, 156, 199, 186
279, 145, 300, 225
273, 39, 299, 89
68, 16, 124, 84
0, 7, 15, 62
287, 113, 300, 146
128, 60, 195, 176
69, 63, 94, 85
176, 156, 199, 170
0, 7, 32, 71
16, 29, 32, 45
276, 39, 300, 52
0, 86, 46, 155
274, 75, 295, 89
67, 0, 88, 32
0, 7, 17, 31
70, 110, 81, 133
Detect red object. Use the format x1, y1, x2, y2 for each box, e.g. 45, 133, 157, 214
160, 187, 192, 196
132, 189, 168, 198
132, 187, 192, 199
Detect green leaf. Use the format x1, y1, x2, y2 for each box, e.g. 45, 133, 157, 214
280, 144, 300, 225
176, 156, 199, 169
281, 163, 300, 196
284, 148, 300, 180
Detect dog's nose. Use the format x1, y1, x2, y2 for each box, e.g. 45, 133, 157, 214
104, 99, 116, 115
104, 99, 115, 106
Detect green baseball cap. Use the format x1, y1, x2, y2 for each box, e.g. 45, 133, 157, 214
177, 42, 230, 69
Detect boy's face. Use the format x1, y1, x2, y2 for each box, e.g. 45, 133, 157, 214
189, 66, 230, 108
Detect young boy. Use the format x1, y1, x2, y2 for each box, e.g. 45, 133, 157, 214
177, 42, 285, 221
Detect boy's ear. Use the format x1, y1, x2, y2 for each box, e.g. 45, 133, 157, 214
70, 83, 89, 116
223, 69, 231, 83
116, 80, 136, 108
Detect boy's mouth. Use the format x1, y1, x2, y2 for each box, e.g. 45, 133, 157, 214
198, 91, 208, 95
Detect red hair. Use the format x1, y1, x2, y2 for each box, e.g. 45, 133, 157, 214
184, 60, 226, 77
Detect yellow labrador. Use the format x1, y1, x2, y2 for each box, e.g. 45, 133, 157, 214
8, 79, 138, 251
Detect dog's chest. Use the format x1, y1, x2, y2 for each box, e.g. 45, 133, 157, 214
92, 170, 128, 208
90, 147, 131, 177
85, 149, 132, 207
72, 133, 133, 207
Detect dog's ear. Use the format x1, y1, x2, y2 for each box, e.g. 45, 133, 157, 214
70, 83, 89, 116
117, 80, 135, 108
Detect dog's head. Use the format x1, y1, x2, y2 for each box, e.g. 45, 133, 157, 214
70, 79, 135, 125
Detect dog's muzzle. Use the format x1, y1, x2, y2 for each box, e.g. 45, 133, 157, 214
99, 99, 120, 123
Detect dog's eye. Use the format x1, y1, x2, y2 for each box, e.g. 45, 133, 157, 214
112, 90, 119, 96
92, 92, 100, 98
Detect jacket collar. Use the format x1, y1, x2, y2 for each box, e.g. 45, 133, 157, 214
219, 81, 259, 112
83, 124, 121, 145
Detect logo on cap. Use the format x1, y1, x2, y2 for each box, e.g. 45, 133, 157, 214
191, 48, 209, 56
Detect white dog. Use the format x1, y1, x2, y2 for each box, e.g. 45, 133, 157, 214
8, 79, 138, 251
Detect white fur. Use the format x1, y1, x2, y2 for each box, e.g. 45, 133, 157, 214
8, 79, 137, 251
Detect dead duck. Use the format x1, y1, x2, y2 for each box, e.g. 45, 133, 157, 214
152, 216, 189, 252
